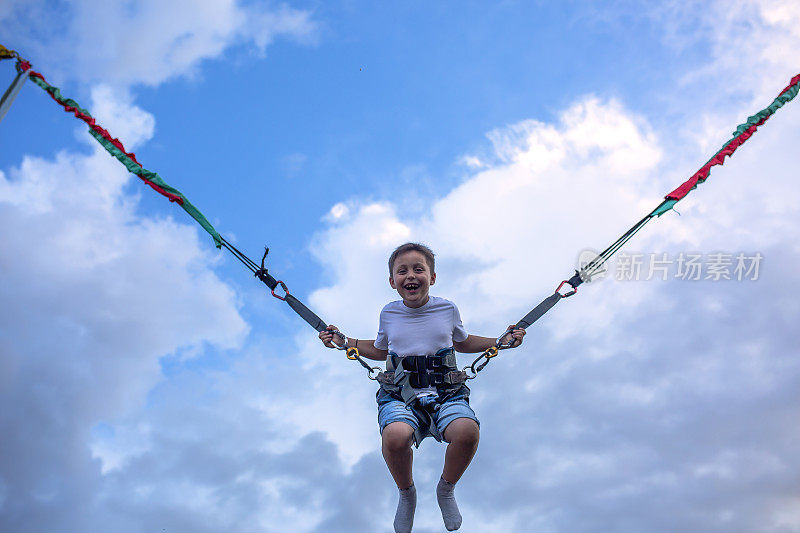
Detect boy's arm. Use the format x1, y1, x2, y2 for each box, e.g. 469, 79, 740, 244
453, 327, 526, 353
319, 327, 388, 361
347, 337, 388, 361
453, 335, 496, 353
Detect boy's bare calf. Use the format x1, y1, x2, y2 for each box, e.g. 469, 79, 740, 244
442, 418, 480, 483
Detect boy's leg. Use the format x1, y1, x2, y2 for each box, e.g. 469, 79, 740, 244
381, 421, 415, 488
382, 421, 417, 533
437, 416, 479, 531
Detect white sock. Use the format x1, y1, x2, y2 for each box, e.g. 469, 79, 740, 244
394, 483, 416, 533
436, 477, 462, 531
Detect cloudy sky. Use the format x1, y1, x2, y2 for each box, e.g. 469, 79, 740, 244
1, 1, 799, 531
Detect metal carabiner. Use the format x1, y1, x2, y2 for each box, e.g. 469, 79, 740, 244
495, 327, 520, 349
345, 346, 359, 360
326, 329, 349, 351
483, 345, 500, 360
463, 345, 500, 379
345, 345, 383, 380
271, 280, 289, 301
556, 279, 578, 298
253, 247, 290, 301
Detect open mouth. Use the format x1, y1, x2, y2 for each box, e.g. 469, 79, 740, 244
404, 283, 420, 291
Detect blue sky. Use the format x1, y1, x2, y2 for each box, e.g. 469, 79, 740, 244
1, 1, 800, 532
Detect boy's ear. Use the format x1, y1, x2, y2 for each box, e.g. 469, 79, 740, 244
389, 276, 396, 289
430, 272, 436, 285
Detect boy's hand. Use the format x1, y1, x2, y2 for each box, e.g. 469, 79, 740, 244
319, 325, 345, 348
500, 325, 526, 348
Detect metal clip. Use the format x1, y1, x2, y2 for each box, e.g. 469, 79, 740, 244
271, 280, 289, 301
556, 279, 578, 298
331, 330, 349, 350
254, 247, 291, 301
495, 327, 518, 349
345, 346, 382, 380
464, 345, 500, 379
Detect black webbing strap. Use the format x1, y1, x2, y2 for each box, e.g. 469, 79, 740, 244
515, 292, 562, 329
515, 272, 584, 330
285, 294, 327, 332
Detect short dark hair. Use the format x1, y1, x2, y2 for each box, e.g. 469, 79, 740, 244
388, 242, 435, 275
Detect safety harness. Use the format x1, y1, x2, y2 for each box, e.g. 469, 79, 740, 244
376, 348, 469, 404
3, 45, 799, 385
373, 348, 471, 445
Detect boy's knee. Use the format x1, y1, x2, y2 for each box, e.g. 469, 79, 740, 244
382, 422, 414, 452
445, 418, 480, 447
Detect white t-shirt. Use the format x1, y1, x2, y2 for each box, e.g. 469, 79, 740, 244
374, 296, 469, 396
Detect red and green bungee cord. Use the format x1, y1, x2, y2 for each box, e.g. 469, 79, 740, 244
14, 59, 223, 247
651, 73, 800, 216
579, 72, 800, 279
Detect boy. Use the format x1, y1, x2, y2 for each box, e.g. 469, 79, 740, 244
320, 242, 524, 532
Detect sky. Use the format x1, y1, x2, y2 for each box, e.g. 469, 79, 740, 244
1, 1, 799, 532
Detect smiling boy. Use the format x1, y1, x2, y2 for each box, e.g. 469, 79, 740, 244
320, 242, 524, 532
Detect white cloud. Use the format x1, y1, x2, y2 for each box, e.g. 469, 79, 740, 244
0, 0, 318, 86
0, 91, 248, 528
88, 85, 155, 149
325, 201, 350, 221
652, 0, 800, 109
459, 154, 486, 169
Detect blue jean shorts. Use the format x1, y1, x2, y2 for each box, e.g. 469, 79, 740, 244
377, 386, 479, 445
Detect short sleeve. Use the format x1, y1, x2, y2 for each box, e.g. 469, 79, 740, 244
374, 309, 389, 350
452, 304, 468, 343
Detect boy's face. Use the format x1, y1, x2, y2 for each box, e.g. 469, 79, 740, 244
389, 250, 436, 308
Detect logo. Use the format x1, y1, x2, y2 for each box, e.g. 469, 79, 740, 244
576, 249, 607, 282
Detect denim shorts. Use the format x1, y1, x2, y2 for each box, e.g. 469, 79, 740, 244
377, 386, 479, 444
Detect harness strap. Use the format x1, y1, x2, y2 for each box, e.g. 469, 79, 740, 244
376, 369, 468, 386
386, 348, 458, 371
